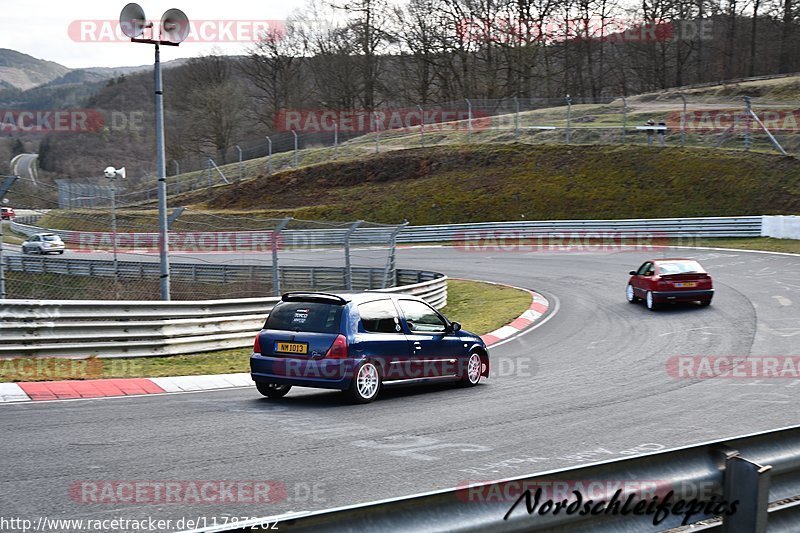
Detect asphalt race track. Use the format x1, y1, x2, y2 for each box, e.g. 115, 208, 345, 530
2, 246, 799, 531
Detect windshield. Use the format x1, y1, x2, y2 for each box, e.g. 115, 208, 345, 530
658, 261, 704, 275
264, 301, 343, 333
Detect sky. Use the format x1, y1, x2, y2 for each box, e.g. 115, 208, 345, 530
0, 0, 306, 69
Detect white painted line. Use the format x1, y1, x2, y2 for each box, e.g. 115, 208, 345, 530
0, 383, 31, 402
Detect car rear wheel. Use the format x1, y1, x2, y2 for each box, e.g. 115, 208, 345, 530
646, 291, 658, 311
626, 284, 640, 303
255, 382, 292, 398
700, 299, 712, 307
348, 361, 381, 404
460, 352, 483, 387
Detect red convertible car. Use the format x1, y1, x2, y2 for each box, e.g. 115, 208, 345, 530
626, 258, 714, 310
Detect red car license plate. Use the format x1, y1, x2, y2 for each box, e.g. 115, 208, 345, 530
675, 282, 697, 288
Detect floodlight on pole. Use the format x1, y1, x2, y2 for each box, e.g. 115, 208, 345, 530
119, 3, 190, 301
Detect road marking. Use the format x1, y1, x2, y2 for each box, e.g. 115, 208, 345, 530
352, 435, 492, 461
772, 295, 793, 307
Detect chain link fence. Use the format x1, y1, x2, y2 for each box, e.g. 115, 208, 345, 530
39, 94, 797, 206
0, 206, 406, 301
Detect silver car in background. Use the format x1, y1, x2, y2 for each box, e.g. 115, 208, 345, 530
21, 233, 66, 255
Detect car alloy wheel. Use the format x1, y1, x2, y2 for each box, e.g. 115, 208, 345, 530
255, 382, 292, 398
626, 284, 638, 303
646, 291, 658, 311
461, 352, 482, 386
349, 361, 381, 404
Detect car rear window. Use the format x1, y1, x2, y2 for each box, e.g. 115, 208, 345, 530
658, 261, 704, 275
42, 235, 61, 242
265, 302, 343, 333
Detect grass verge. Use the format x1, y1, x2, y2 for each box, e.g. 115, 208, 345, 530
0, 279, 533, 383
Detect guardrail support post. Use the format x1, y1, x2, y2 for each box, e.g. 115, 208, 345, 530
722, 452, 771, 533
272, 217, 292, 296
344, 221, 364, 290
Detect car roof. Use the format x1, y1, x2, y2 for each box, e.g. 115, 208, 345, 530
281, 291, 424, 305
650, 258, 698, 263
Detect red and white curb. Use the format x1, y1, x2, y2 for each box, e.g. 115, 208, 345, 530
480, 290, 549, 346
0, 288, 550, 404
0, 373, 252, 403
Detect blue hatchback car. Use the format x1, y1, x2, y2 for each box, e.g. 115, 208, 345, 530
250, 292, 490, 403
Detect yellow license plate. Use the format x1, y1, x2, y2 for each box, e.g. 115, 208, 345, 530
675, 282, 697, 288
275, 342, 308, 354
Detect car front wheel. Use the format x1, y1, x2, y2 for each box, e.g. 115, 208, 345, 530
255, 382, 292, 398
626, 284, 640, 303
348, 361, 381, 404
460, 352, 483, 386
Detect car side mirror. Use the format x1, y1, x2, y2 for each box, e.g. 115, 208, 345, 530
629, 270, 637, 276
450, 321, 461, 333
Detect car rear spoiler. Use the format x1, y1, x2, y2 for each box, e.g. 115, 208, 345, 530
281, 292, 350, 305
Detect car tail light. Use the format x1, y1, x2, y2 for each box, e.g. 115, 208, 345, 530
325, 335, 348, 359
253, 334, 261, 354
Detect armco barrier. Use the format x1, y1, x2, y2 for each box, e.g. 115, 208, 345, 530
180, 424, 800, 533
0, 269, 446, 358
9, 216, 765, 247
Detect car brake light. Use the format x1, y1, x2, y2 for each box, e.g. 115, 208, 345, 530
253, 334, 261, 354
325, 335, 348, 359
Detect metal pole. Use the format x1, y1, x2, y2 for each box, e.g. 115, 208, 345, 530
173, 160, 180, 193
514, 96, 520, 142
111, 185, 118, 279
374, 112, 380, 154
466, 99, 473, 143
622, 96, 627, 143
271, 217, 292, 296
417, 105, 424, 148
344, 220, 363, 290
333, 124, 339, 160
154, 43, 170, 301
207, 158, 212, 188
744, 96, 752, 152
292, 130, 298, 168
0, 216, 5, 300
266, 137, 273, 173
236, 145, 243, 180
679, 94, 687, 146
566, 95, 573, 145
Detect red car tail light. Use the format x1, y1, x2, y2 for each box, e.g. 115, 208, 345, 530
325, 335, 348, 359
253, 334, 262, 354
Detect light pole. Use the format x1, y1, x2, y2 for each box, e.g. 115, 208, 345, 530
103, 166, 126, 280
172, 160, 179, 193
119, 3, 190, 301
265, 136, 272, 173
292, 130, 299, 168
566, 94, 573, 145
465, 99, 473, 143
236, 145, 243, 180
417, 105, 425, 147
679, 94, 687, 146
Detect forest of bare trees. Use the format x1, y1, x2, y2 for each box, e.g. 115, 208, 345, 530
23, 0, 800, 180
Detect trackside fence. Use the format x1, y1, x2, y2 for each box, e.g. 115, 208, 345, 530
0, 269, 446, 358
180, 424, 800, 533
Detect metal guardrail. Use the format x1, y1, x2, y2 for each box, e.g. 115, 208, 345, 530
3, 256, 400, 290
9, 216, 764, 247
0, 269, 446, 358
182, 424, 800, 533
